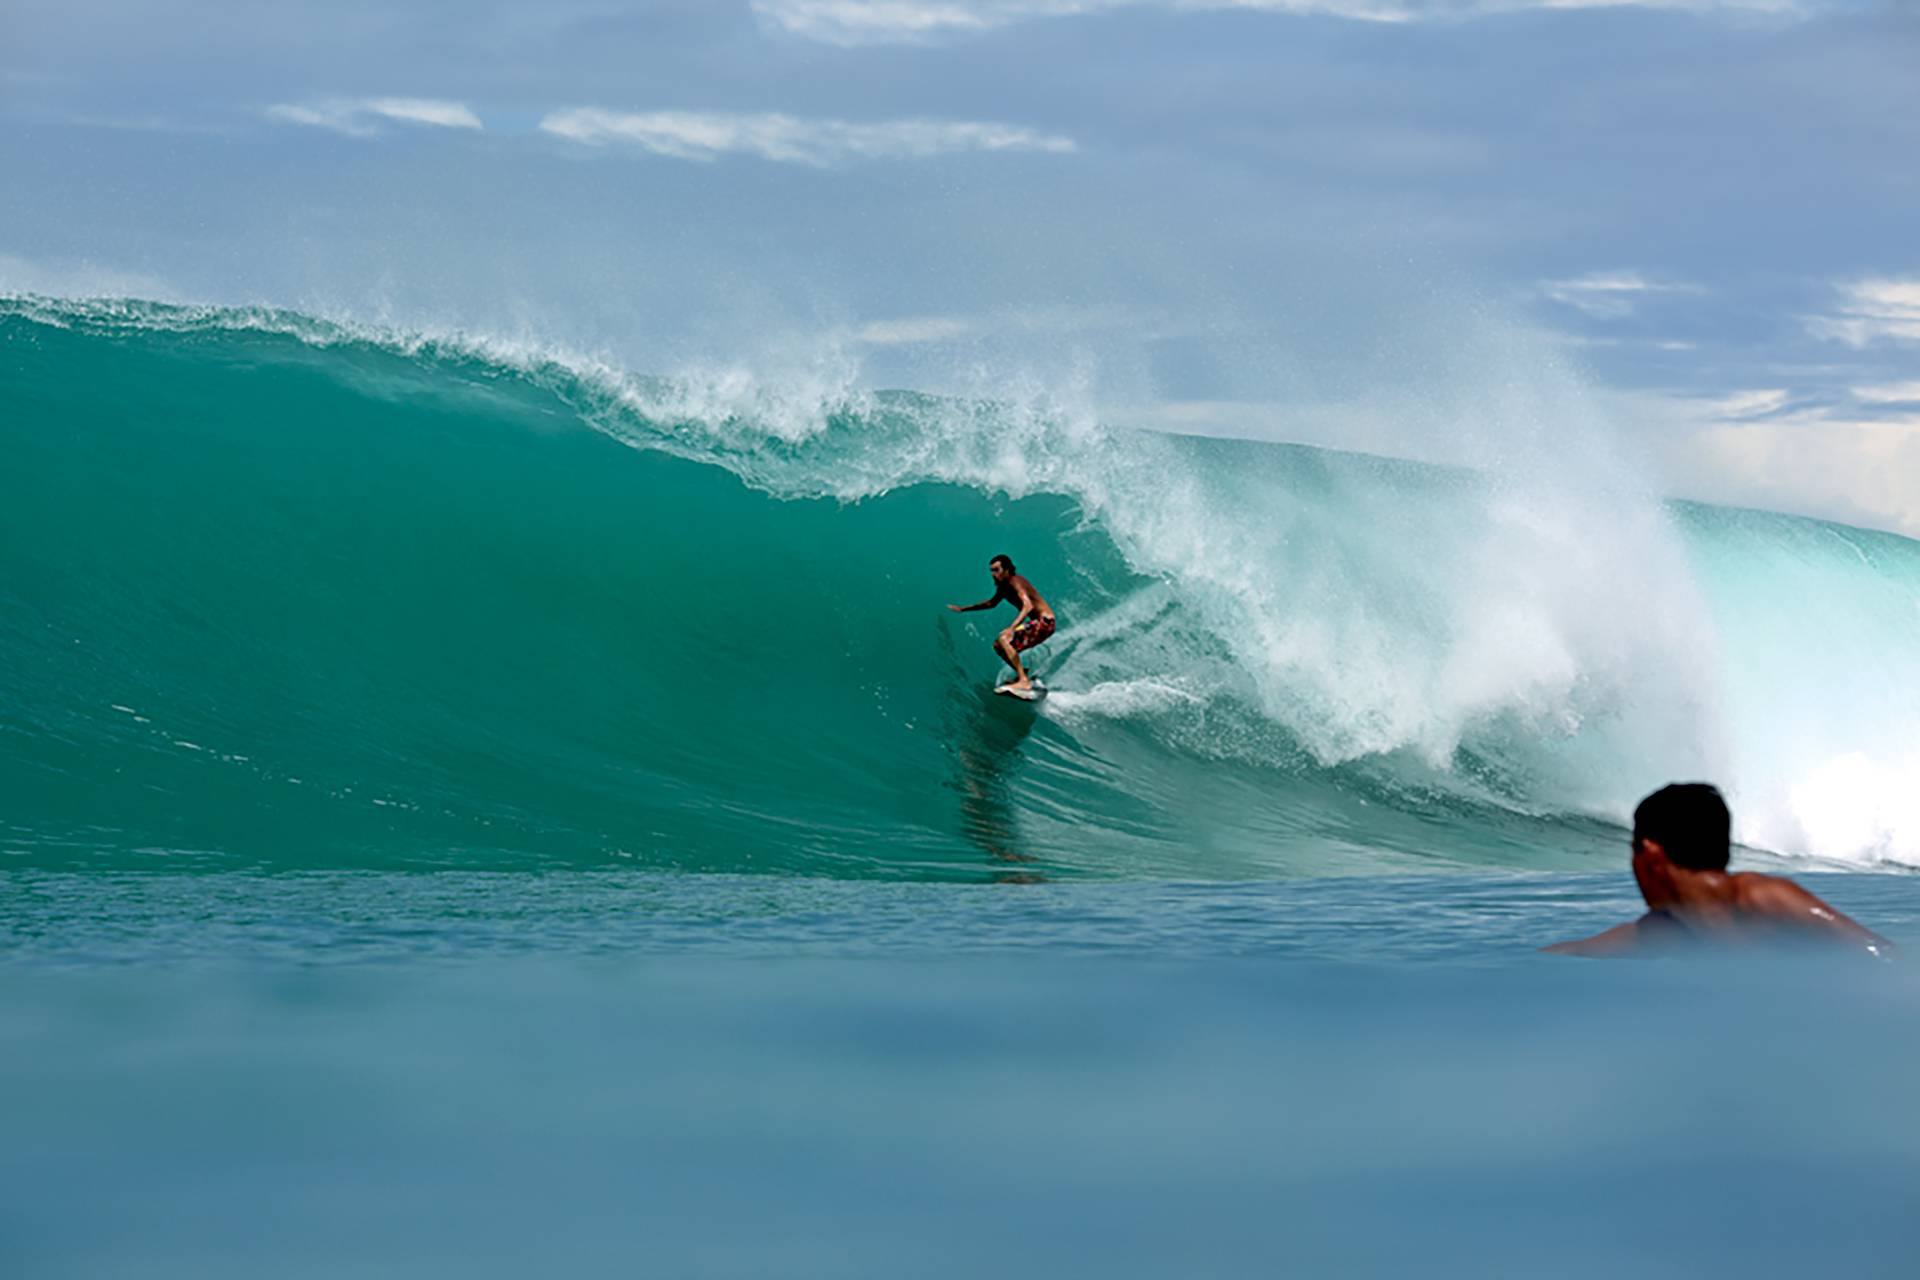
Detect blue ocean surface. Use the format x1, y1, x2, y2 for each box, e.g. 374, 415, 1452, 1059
5, 298, 1920, 1277
6, 912, 1920, 1279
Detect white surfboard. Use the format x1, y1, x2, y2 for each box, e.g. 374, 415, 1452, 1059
993, 679, 1047, 702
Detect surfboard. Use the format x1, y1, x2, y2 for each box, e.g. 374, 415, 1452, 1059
993, 680, 1047, 702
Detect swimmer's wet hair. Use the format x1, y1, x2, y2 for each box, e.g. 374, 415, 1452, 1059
1634, 783, 1731, 871
990, 554, 1015, 573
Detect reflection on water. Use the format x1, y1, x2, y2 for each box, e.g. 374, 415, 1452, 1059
952, 707, 1037, 867
937, 616, 1046, 880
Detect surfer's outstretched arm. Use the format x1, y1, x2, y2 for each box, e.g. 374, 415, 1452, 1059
948, 596, 999, 612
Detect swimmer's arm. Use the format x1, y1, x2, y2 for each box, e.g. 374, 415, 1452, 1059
1743, 878, 1897, 958
1542, 918, 1648, 958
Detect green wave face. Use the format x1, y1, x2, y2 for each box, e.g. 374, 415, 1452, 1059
5, 300, 1919, 877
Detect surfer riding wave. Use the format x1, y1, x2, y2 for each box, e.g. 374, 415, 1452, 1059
948, 554, 1056, 698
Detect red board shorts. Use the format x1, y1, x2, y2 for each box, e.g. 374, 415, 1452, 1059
1010, 614, 1056, 652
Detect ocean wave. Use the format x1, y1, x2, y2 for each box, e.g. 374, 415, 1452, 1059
4, 295, 1917, 873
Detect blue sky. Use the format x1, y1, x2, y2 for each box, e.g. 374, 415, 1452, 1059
4, 1, 1918, 530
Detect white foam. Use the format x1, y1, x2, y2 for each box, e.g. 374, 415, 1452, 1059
1740, 751, 1920, 870
1044, 678, 1207, 721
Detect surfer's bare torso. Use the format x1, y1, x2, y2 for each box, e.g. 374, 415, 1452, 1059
993, 575, 1051, 621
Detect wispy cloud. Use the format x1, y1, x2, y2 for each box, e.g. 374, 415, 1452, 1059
1540, 270, 1704, 320
1700, 387, 1793, 420
264, 98, 483, 138
1852, 380, 1920, 407
538, 109, 1075, 165
1807, 278, 1920, 347
753, 0, 1805, 45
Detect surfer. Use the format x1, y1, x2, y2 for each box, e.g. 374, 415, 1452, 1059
1544, 783, 1894, 960
947, 554, 1056, 697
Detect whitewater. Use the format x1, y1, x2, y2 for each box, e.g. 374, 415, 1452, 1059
5, 294, 1918, 876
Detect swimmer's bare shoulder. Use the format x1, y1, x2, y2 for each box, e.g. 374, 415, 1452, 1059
1731, 872, 1895, 954
1545, 875, 1897, 960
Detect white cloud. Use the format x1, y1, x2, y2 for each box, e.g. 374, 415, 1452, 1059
1853, 380, 1920, 406
1685, 415, 1920, 537
1598, 383, 1920, 537
1547, 333, 1699, 352
1699, 387, 1791, 420
538, 108, 1075, 165
265, 97, 483, 137
756, 0, 1008, 41
1808, 278, 1920, 347
1540, 270, 1704, 320
753, 0, 1804, 44
363, 98, 484, 130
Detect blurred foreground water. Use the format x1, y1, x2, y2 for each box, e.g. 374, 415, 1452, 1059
5, 871, 1919, 1278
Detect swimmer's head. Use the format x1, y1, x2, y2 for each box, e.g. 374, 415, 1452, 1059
1633, 783, 1731, 872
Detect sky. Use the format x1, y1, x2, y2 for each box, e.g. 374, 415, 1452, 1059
3, 0, 1918, 531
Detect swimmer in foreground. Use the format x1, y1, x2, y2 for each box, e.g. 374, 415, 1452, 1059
947, 554, 1055, 696
1545, 783, 1894, 960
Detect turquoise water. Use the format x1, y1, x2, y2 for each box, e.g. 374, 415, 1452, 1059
7, 296, 1920, 1276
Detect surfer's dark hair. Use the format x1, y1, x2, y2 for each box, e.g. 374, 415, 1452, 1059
1634, 783, 1731, 871
990, 554, 1015, 573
